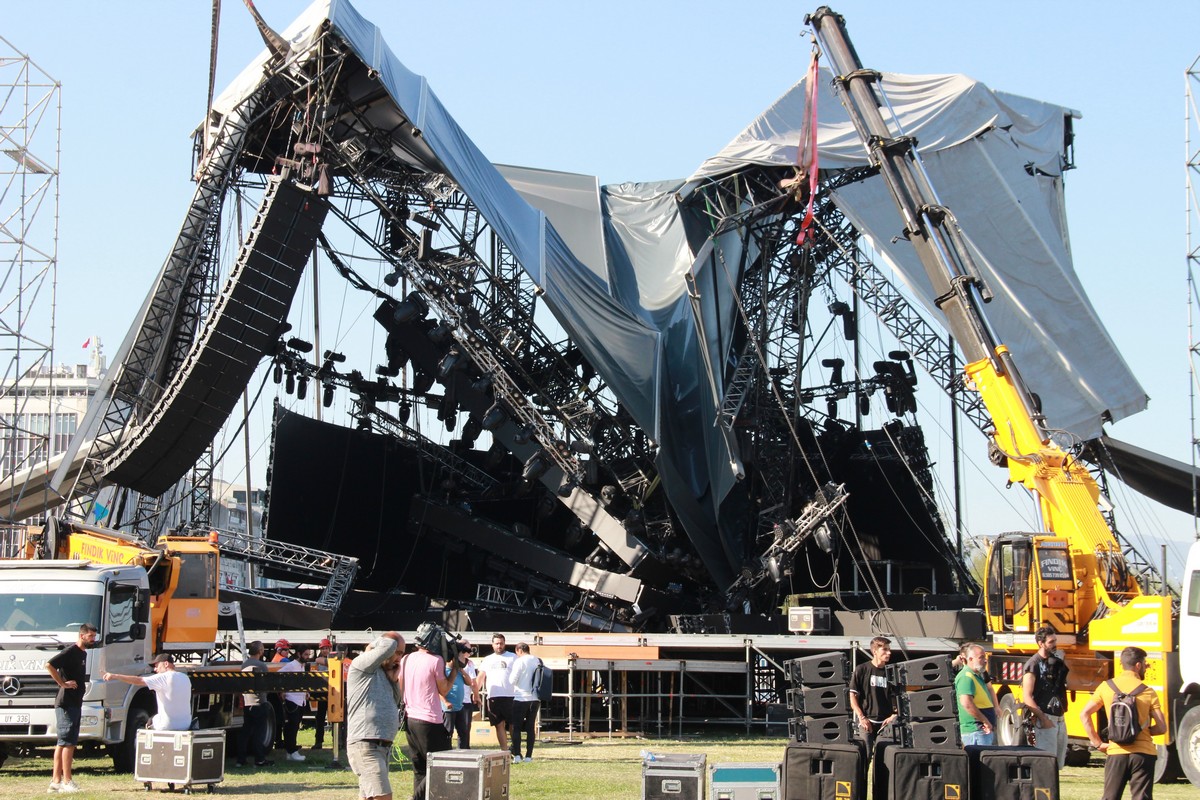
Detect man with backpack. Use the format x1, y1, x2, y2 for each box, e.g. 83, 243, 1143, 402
1080, 646, 1167, 800
1021, 626, 1069, 766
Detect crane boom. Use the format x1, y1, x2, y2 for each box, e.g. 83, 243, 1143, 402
806, 7, 1170, 655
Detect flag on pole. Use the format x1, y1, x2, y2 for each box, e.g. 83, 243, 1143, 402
82, 337, 91, 349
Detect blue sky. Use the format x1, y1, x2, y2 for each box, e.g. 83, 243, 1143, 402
4, 1, 1198, 574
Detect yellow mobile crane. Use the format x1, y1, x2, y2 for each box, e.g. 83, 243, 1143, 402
808, 6, 1186, 779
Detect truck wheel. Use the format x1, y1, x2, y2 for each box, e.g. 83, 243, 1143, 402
1178, 705, 1200, 788
1063, 744, 1090, 768
111, 706, 151, 773
1154, 743, 1181, 783
995, 694, 1022, 747
258, 703, 277, 756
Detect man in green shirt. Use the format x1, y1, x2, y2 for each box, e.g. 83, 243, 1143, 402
956, 644, 997, 745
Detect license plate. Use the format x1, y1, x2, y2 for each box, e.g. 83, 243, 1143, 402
0, 714, 29, 725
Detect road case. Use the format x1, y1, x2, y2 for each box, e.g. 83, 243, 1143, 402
708, 761, 781, 800
643, 753, 707, 800
427, 749, 510, 800
133, 728, 225, 793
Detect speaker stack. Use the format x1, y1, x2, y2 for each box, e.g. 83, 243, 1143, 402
868, 654, 968, 800
781, 652, 866, 800
963, 745, 1058, 800
888, 654, 962, 750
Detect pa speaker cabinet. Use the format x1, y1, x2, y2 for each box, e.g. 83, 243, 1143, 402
427, 749, 510, 800
888, 655, 955, 688
709, 762, 781, 800
784, 652, 850, 686
965, 745, 1058, 800
873, 746, 967, 800
787, 686, 851, 716
782, 742, 866, 800
133, 729, 225, 790
643, 753, 707, 800
905, 720, 963, 750
902, 687, 958, 720
789, 715, 856, 744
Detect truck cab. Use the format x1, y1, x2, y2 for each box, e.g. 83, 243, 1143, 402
0, 561, 151, 767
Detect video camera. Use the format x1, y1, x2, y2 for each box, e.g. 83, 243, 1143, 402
414, 621, 461, 662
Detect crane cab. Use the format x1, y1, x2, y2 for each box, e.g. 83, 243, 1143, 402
985, 533, 1077, 641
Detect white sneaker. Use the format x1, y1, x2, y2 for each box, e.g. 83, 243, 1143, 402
511, 754, 523, 763
287, 751, 306, 762
524, 756, 533, 763
58, 781, 80, 794
47, 782, 61, 793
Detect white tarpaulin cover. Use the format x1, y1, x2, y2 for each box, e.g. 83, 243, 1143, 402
213, 0, 1148, 586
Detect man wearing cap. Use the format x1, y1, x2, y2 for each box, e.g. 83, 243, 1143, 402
104, 654, 193, 731
274, 639, 307, 762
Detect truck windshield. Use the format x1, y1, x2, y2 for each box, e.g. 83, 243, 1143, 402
0, 593, 102, 633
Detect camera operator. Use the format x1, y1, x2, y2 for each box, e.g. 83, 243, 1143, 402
401, 623, 461, 800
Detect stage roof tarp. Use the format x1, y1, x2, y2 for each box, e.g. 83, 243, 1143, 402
213, 0, 1151, 584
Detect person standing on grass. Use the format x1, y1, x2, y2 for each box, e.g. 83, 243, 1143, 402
346, 632, 404, 800
401, 624, 461, 800
45, 623, 98, 793
237, 640, 273, 768
1080, 647, 1167, 800
956, 645, 998, 746
1021, 626, 1069, 766
477, 633, 517, 752
507, 643, 541, 763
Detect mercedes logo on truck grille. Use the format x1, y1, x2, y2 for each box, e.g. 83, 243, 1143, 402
1, 676, 21, 696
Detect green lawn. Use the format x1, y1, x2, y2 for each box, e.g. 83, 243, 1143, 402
0, 728, 1195, 800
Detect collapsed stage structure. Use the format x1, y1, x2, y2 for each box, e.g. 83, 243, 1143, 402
14, 0, 1173, 631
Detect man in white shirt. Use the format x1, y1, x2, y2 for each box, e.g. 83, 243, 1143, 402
476, 633, 517, 752
507, 643, 541, 763
104, 653, 193, 731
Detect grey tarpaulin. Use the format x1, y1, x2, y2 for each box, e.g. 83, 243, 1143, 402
213, 1, 1148, 587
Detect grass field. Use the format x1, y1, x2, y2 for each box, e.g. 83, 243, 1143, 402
1, 728, 1195, 800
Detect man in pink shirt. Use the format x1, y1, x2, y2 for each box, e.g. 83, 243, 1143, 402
400, 623, 461, 800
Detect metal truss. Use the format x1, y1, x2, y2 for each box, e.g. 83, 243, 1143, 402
0, 36, 60, 521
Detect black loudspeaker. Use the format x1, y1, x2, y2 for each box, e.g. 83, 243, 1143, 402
789, 716, 857, 744
905, 720, 963, 750
888, 655, 956, 688
902, 687, 958, 719
784, 652, 851, 686
872, 745, 968, 800
965, 745, 1058, 800
787, 686, 851, 716
782, 742, 866, 800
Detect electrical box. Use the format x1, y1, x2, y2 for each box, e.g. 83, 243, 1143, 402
788, 606, 831, 633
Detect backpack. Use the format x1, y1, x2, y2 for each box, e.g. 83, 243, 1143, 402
532, 658, 553, 704
1106, 680, 1147, 745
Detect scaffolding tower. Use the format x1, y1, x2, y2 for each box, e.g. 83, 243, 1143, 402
0, 37, 59, 548
1189, 53, 1200, 532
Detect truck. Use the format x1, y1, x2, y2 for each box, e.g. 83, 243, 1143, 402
808, 6, 1199, 786
0, 519, 240, 770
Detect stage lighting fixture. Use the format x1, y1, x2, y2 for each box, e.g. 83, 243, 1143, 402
392, 292, 429, 324
556, 480, 576, 498
397, 403, 412, 425
522, 452, 550, 482
569, 438, 594, 455
512, 424, 534, 445
428, 322, 453, 343
323, 350, 347, 363
322, 383, 335, 408
480, 403, 507, 431
272, 363, 283, 384
296, 377, 308, 400
383, 270, 400, 287
438, 350, 463, 378
286, 337, 314, 353
412, 371, 435, 394
285, 372, 295, 395
470, 374, 492, 394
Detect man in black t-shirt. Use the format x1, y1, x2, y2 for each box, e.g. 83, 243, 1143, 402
849, 636, 898, 758
45, 624, 98, 793
1022, 626, 1069, 766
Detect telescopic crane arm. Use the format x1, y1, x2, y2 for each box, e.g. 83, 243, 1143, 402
806, 8, 1165, 649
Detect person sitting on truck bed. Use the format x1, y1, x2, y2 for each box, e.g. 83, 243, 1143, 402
104, 653, 194, 731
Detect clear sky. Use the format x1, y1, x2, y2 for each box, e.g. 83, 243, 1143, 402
4, 1, 1198, 576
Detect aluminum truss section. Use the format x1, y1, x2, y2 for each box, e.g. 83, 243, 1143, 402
0, 37, 60, 522
208, 525, 360, 613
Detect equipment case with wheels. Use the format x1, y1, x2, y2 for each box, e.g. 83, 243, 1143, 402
708, 762, 781, 800
427, 750, 510, 800
133, 729, 225, 793
643, 753, 707, 800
